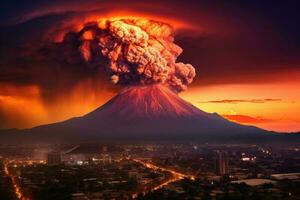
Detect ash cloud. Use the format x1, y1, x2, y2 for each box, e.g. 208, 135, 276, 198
77, 18, 196, 92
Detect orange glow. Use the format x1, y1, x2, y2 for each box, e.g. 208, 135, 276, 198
45, 78, 115, 123
4, 161, 30, 200
97, 17, 175, 38
132, 158, 194, 197
86, 10, 193, 29
0, 84, 47, 128
82, 30, 94, 40
50, 11, 195, 42
223, 115, 274, 124
180, 81, 300, 132
0, 80, 115, 129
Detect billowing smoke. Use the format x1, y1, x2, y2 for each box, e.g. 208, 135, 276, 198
78, 18, 196, 92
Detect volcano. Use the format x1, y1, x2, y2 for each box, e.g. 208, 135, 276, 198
1, 84, 281, 143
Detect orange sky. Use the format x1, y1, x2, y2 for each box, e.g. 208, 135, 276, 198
180, 81, 300, 133
0, 80, 115, 129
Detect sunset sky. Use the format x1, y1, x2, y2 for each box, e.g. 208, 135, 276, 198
0, 0, 299, 132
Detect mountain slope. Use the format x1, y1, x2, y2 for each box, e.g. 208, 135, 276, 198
11, 84, 270, 141
0, 84, 281, 143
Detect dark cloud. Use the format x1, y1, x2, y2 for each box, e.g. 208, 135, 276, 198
0, 12, 116, 103
200, 99, 282, 104
176, 32, 300, 86
223, 114, 275, 124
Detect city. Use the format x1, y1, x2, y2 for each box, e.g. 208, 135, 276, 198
0, 143, 299, 199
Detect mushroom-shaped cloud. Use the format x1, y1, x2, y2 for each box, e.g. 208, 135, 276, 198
78, 18, 196, 92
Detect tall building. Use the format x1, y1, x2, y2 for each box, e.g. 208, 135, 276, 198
215, 151, 229, 175
47, 151, 62, 165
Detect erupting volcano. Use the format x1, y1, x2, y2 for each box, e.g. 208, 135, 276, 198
0, 16, 281, 143
15, 83, 268, 142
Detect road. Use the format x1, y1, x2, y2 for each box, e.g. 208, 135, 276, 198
131, 158, 195, 198
4, 161, 30, 200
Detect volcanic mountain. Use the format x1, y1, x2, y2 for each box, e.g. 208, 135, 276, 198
2, 84, 286, 143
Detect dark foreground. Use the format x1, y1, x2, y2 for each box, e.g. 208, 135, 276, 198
0, 142, 300, 200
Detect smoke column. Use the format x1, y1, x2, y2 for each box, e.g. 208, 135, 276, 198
78, 18, 196, 92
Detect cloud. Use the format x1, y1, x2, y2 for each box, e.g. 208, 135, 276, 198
76, 18, 195, 92
200, 99, 281, 104
222, 114, 275, 124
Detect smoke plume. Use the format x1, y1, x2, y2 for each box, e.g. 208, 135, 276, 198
78, 18, 196, 92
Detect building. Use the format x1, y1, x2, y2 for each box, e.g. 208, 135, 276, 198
47, 151, 62, 165
215, 151, 229, 175
271, 173, 300, 180
231, 179, 276, 186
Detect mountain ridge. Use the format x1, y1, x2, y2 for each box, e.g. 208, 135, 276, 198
1, 84, 297, 144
